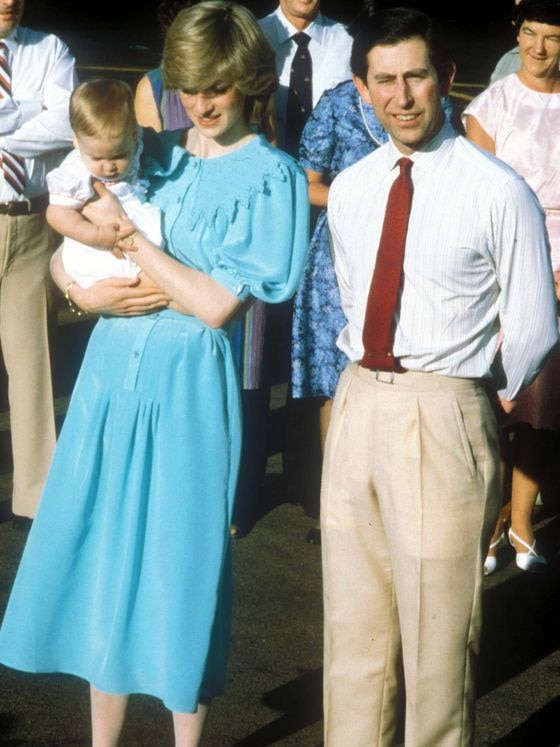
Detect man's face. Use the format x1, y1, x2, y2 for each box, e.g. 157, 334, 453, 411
0, 0, 24, 38
354, 37, 453, 155
279, 0, 321, 28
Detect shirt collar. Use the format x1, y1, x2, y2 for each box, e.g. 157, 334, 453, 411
1, 27, 20, 53
385, 120, 457, 174
273, 7, 325, 45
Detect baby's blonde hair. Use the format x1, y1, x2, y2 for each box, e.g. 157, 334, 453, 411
70, 78, 137, 139
162, 1, 278, 141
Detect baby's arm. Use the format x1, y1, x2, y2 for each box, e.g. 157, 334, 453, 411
46, 203, 131, 249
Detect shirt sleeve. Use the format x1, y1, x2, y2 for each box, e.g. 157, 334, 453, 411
0, 35, 76, 157
327, 174, 352, 318
210, 160, 310, 304
462, 86, 498, 141
489, 48, 520, 86
493, 176, 559, 400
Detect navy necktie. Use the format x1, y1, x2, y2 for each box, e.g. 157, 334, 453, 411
285, 32, 312, 157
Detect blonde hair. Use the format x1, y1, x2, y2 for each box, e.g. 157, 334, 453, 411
69, 78, 137, 139
162, 1, 278, 141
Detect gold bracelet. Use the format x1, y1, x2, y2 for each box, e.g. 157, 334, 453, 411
122, 230, 139, 247
64, 281, 86, 316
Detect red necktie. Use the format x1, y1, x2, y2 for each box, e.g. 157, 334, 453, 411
361, 157, 413, 372
0, 41, 26, 196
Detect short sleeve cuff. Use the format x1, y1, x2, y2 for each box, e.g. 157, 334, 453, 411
210, 267, 251, 302
48, 193, 84, 208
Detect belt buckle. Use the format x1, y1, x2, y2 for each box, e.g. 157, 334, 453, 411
12, 197, 31, 215
375, 370, 395, 384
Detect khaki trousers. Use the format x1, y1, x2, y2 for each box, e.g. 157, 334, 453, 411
321, 363, 500, 747
0, 211, 57, 517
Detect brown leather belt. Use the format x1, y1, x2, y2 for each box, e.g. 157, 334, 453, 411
0, 194, 49, 216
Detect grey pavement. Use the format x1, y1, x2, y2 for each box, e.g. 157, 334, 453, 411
0, 480, 559, 745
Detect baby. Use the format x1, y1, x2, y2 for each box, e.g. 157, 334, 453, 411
47, 78, 163, 288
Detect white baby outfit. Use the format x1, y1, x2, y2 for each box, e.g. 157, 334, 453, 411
47, 131, 163, 288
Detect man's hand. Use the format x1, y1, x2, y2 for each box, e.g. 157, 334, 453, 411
499, 397, 516, 414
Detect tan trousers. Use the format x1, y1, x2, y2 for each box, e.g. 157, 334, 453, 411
321, 363, 500, 747
0, 212, 57, 517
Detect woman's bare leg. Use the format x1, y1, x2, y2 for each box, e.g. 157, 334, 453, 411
486, 456, 511, 557
172, 704, 209, 747
90, 686, 129, 747
508, 425, 547, 552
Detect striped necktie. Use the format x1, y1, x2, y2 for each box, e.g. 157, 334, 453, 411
0, 41, 26, 196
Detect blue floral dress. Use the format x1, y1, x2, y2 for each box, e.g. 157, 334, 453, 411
291, 80, 388, 398
0, 132, 309, 713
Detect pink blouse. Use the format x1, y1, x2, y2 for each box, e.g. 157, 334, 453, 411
464, 73, 560, 270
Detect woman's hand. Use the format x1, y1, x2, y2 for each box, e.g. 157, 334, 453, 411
83, 181, 140, 258
70, 275, 169, 316
51, 245, 169, 317
306, 169, 329, 209
83, 180, 128, 227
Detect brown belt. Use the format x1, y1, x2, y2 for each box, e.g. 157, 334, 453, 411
0, 194, 49, 216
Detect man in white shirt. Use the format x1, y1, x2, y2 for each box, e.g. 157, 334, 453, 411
322, 7, 558, 746
0, 0, 76, 522
259, 0, 352, 155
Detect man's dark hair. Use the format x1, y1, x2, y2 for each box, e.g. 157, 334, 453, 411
513, 0, 560, 31
350, 6, 454, 83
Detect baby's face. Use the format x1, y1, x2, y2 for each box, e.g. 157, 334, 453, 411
74, 130, 136, 180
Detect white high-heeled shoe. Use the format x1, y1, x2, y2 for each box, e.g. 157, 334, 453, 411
483, 530, 506, 576
508, 528, 547, 572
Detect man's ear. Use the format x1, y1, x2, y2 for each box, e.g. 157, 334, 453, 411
439, 61, 456, 98
353, 74, 372, 106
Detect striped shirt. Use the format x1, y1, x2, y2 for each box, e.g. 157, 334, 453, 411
0, 26, 76, 200
328, 121, 558, 401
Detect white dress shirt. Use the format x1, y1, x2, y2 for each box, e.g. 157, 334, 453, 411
258, 8, 352, 147
328, 121, 559, 401
0, 26, 76, 200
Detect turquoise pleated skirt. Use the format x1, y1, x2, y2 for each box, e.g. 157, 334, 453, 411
0, 309, 241, 712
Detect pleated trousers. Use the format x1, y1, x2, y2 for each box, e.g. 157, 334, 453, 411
0, 211, 56, 517
321, 363, 500, 747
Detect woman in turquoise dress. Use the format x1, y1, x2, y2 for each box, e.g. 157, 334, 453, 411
0, 3, 308, 744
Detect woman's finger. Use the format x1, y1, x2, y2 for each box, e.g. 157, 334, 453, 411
91, 179, 111, 198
